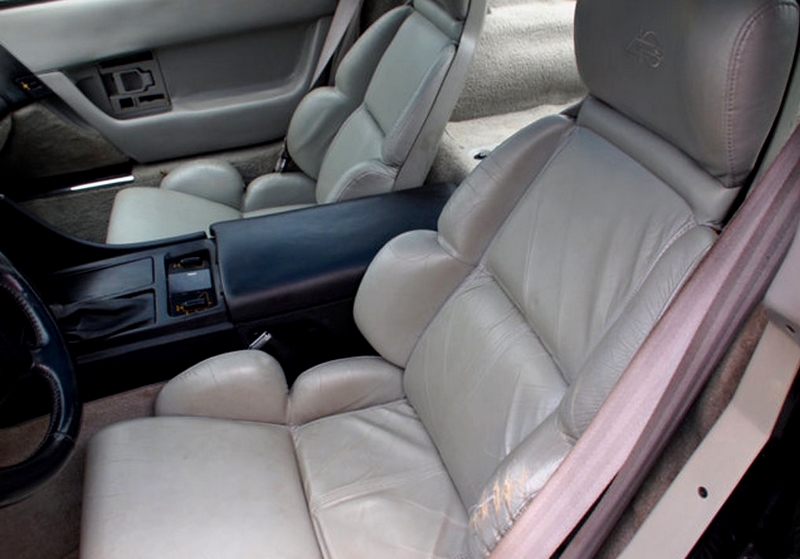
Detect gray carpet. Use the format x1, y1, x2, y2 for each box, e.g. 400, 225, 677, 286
21, 187, 122, 245
428, 0, 585, 184
0, 383, 163, 559
428, 101, 579, 184
0, 103, 128, 182
453, 0, 584, 121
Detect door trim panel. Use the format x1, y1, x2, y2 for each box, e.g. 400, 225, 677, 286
0, 0, 336, 73
37, 18, 326, 163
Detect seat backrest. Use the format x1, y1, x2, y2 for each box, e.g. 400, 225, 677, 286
352, 0, 798, 556
285, 0, 486, 204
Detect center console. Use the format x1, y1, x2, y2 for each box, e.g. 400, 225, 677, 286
41, 239, 233, 400
1, 184, 455, 402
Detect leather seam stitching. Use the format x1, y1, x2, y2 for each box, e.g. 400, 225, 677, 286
292, 398, 409, 428
724, 1, 797, 185
288, 427, 326, 559
308, 463, 446, 514
628, 217, 698, 301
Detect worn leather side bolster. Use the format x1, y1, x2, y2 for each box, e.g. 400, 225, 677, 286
156, 350, 289, 423
160, 159, 245, 209
287, 356, 405, 424
466, 414, 574, 558
242, 172, 317, 212
354, 230, 473, 367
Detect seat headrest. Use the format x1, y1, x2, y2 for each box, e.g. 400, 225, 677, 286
575, 0, 799, 187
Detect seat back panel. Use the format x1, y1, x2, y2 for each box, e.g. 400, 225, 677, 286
287, 6, 413, 179
315, 105, 387, 203
405, 120, 716, 511
316, 12, 457, 202
487, 126, 699, 383
365, 12, 454, 137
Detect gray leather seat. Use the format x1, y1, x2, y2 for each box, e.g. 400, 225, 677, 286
105, 0, 486, 244
81, 0, 798, 557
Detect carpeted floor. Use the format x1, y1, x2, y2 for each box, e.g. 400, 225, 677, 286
0, 383, 163, 559
452, 0, 584, 122
429, 101, 579, 184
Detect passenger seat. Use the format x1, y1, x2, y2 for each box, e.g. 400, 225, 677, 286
105, 0, 487, 244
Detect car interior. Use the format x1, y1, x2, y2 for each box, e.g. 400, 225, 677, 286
2, 0, 800, 557
104, 0, 486, 244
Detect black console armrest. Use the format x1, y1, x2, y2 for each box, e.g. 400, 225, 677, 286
214, 184, 456, 323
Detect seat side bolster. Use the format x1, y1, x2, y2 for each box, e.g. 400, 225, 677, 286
156, 350, 289, 423
287, 356, 405, 424
286, 88, 358, 180
467, 413, 574, 557
354, 230, 473, 367
322, 159, 397, 203
160, 159, 245, 209
243, 172, 317, 212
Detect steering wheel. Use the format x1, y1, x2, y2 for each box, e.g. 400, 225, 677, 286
0, 252, 80, 507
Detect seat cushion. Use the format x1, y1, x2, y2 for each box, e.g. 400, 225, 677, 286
106, 188, 242, 244
81, 416, 322, 559
242, 172, 317, 212
295, 400, 469, 558
82, 360, 468, 559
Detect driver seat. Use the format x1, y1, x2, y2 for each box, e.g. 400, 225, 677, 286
80, 0, 797, 557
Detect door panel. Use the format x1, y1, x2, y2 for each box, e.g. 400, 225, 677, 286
0, 0, 336, 163
0, 0, 335, 72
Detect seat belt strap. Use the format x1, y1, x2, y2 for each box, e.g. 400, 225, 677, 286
275, 0, 364, 173
489, 123, 800, 559
312, 0, 364, 88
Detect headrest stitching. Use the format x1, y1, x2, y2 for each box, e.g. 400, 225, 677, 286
725, 1, 799, 185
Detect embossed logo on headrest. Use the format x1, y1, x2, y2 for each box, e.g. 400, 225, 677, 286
626, 31, 663, 68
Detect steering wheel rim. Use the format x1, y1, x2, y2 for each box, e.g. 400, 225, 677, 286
0, 252, 81, 507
